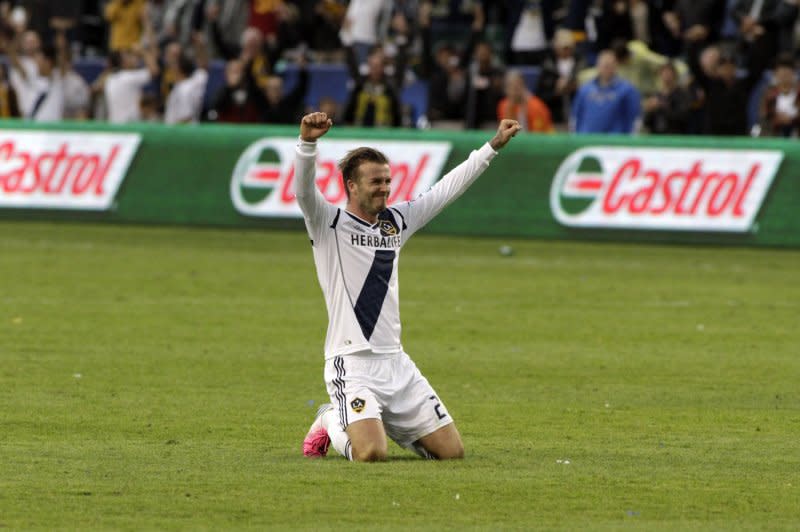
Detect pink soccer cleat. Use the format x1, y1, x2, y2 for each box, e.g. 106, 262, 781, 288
303, 403, 333, 457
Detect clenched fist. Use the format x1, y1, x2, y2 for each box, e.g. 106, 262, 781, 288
300, 112, 333, 142
489, 119, 522, 151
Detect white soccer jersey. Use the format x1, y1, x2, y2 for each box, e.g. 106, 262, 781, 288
294, 138, 497, 359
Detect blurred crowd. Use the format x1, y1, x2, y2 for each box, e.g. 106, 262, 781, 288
1, 0, 799, 136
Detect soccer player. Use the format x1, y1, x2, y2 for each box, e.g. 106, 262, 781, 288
298, 112, 521, 461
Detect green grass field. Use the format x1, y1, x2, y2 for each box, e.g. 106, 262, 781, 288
1, 221, 798, 530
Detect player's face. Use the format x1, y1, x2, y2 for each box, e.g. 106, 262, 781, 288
350, 162, 392, 216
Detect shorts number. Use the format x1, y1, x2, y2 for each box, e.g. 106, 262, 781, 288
429, 395, 447, 420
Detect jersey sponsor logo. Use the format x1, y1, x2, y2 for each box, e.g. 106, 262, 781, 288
0, 131, 141, 211
350, 397, 366, 413
230, 138, 452, 218
350, 233, 401, 249
550, 147, 783, 233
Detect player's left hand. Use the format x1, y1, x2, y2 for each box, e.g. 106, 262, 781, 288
490, 119, 522, 151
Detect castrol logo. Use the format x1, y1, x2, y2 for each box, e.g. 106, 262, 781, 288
0, 131, 141, 210
231, 138, 452, 218
550, 147, 783, 232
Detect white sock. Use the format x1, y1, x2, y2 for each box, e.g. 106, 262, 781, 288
322, 409, 352, 460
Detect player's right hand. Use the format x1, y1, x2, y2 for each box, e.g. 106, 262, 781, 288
300, 112, 333, 142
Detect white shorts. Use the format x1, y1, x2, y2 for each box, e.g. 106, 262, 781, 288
324, 351, 453, 449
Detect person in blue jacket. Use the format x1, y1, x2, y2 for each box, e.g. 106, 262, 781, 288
571, 49, 641, 134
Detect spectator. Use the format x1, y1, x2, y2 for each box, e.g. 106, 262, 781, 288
689, 46, 766, 135
210, 15, 279, 91
248, 0, 296, 44
61, 48, 91, 120
774, 0, 799, 54
506, 0, 556, 65
9, 33, 68, 121
576, 39, 687, 97
647, 0, 682, 56
143, 0, 171, 47
159, 40, 183, 106
164, 49, 208, 124
454, 0, 504, 129
104, 0, 146, 52
663, 0, 725, 65
309, 0, 347, 60
732, 0, 784, 75
466, 39, 506, 129
7, 29, 41, 117
685, 44, 717, 134
596, 0, 635, 51
388, 0, 419, 45
339, 0, 392, 69
343, 47, 402, 127
0, 63, 21, 118
104, 46, 160, 124
317, 95, 341, 121
201, 0, 249, 59
248, 1, 302, 52
497, 70, 554, 132
571, 49, 641, 133
418, 1, 471, 126
161, 0, 203, 48
760, 54, 800, 137
209, 58, 268, 123
262, 58, 310, 124
536, 29, 585, 125
423, 42, 469, 125
27, 43, 65, 121
643, 61, 692, 133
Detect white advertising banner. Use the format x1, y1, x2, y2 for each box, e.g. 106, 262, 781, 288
0, 131, 141, 210
550, 147, 783, 232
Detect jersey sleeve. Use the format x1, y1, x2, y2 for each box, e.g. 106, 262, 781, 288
392, 142, 497, 240
294, 138, 337, 240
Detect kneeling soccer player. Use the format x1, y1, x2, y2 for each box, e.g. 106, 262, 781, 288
298, 112, 520, 461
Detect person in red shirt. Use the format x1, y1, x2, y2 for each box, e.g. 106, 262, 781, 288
249, 0, 281, 37
497, 69, 553, 133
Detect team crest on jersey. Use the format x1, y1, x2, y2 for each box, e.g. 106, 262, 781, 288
379, 220, 398, 236
350, 398, 366, 413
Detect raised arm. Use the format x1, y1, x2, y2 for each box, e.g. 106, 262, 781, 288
393, 119, 520, 239
295, 112, 335, 234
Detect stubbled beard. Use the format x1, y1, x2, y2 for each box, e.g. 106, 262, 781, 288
362, 196, 386, 215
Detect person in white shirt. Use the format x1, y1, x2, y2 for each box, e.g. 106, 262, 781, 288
299, 112, 521, 461
339, 0, 392, 67
12, 41, 67, 122
164, 54, 208, 125
8, 30, 42, 117
104, 46, 160, 124
62, 50, 92, 120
